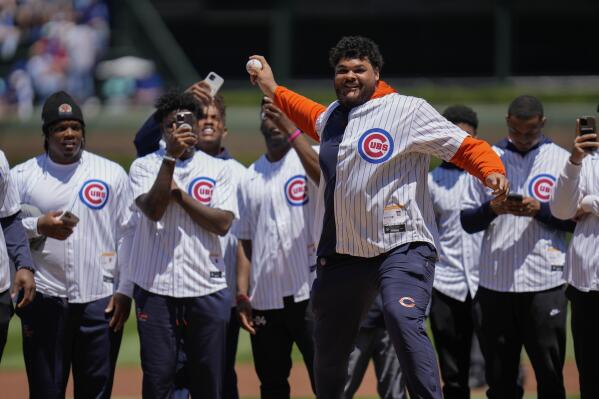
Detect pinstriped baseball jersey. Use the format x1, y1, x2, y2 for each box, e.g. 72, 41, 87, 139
428, 164, 482, 301
313, 95, 469, 257
463, 139, 570, 292
128, 148, 238, 298
550, 155, 599, 291
235, 149, 317, 310
0, 150, 21, 292
221, 158, 247, 306
11, 151, 133, 302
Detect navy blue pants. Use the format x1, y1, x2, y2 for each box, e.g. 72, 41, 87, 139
17, 293, 122, 399
134, 286, 230, 399
312, 242, 441, 399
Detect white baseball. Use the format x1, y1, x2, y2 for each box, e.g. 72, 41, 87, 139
246, 59, 263, 73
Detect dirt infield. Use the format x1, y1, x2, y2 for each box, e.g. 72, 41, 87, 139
0, 361, 580, 397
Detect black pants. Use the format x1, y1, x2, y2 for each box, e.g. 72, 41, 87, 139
0, 289, 13, 362
477, 286, 567, 399
429, 289, 482, 399
250, 297, 315, 399
17, 293, 123, 399
567, 286, 599, 399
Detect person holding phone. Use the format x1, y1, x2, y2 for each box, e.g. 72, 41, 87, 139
128, 90, 237, 398
550, 117, 599, 399
133, 82, 248, 399
10, 91, 133, 399
461, 95, 576, 399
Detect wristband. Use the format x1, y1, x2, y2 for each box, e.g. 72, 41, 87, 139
287, 129, 302, 143
236, 294, 250, 305
163, 154, 177, 163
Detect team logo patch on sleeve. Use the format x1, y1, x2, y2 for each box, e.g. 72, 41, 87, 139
284, 175, 308, 206
188, 177, 215, 205
528, 174, 556, 202
357, 128, 394, 164
79, 179, 110, 209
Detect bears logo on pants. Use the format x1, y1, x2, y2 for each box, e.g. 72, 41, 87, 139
79, 179, 109, 210
528, 174, 556, 203
188, 177, 215, 206
358, 128, 394, 164
285, 175, 308, 206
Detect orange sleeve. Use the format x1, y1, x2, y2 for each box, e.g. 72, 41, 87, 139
450, 136, 506, 181
273, 86, 327, 142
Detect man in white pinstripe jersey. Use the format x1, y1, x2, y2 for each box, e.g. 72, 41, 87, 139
133, 84, 249, 399
428, 105, 486, 399
128, 90, 238, 398
11, 91, 133, 399
461, 95, 576, 399
247, 36, 509, 399
550, 117, 599, 399
235, 99, 318, 399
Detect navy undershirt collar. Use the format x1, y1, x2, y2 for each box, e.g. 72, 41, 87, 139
495, 135, 551, 156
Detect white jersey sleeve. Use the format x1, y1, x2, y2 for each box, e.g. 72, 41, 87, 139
0, 151, 20, 218
410, 100, 469, 162
234, 177, 251, 241
128, 158, 158, 203
114, 171, 135, 297
211, 162, 238, 218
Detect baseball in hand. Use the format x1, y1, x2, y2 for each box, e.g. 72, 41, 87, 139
246, 59, 263, 74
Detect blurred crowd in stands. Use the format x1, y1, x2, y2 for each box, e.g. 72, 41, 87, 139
0, 0, 163, 120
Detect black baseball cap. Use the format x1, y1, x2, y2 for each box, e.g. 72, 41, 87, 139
41, 91, 85, 133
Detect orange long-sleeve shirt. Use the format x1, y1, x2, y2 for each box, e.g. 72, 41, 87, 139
273, 81, 505, 181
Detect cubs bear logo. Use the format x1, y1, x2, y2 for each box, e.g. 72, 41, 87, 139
284, 175, 308, 206
188, 177, 215, 205
58, 103, 72, 114
357, 128, 394, 164
528, 174, 556, 203
79, 179, 109, 210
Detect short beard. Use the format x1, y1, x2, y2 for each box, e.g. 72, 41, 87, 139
335, 84, 376, 109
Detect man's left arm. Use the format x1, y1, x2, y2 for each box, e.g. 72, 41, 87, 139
133, 113, 162, 158
411, 100, 508, 198
174, 163, 237, 236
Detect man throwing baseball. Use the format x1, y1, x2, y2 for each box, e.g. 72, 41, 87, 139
247, 36, 508, 399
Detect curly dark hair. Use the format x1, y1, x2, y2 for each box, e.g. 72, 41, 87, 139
442, 105, 479, 129
153, 90, 201, 124
329, 36, 384, 71
508, 95, 544, 119
210, 93, 226, 122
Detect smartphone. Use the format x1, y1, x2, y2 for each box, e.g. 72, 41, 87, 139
175, 111, 194, 129
578, 116, 597, 153
60, 210, 80, 225
205, 72, 224, 97
506, 193, 523, 203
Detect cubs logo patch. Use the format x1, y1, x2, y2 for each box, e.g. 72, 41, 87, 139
58, 103, 72, 114
188, 177, 215, 205
528, 174, 556, 202
357, 128, 394, 164
79, 179, 109, 210
284, 175, 308, 206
